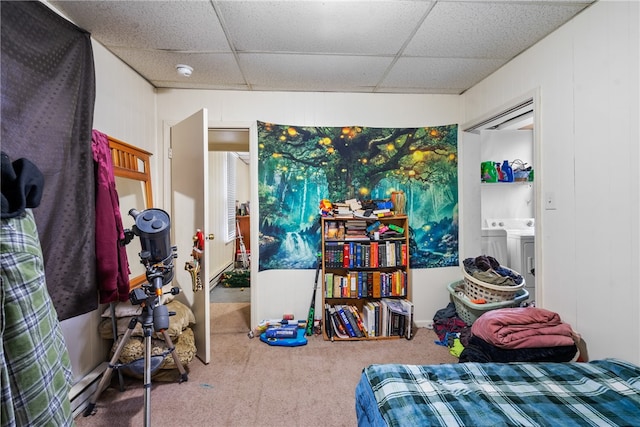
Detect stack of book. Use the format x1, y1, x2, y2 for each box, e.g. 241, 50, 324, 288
324, 299, 413, 340
344, 220, 369, 240
332, 202, 353, 218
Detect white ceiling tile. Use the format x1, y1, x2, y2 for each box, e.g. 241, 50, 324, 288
52, 1, 230, 51
382, 57, 508, 93
109, 48, 246, 87
217, 1, 433, 55
239, 53, 392, 92
405, 2, 591, 59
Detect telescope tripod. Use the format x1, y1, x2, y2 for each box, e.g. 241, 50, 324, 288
83, 293, 188, 426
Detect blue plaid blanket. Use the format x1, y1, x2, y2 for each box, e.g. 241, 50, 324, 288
357, 359, 640, 427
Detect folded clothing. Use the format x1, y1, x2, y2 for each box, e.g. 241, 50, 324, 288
471, 307, 576, 349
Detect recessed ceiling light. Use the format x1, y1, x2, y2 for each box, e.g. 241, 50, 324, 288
176, 64, 193, 77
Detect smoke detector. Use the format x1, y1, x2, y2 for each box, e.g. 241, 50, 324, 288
176, 64, 193, 77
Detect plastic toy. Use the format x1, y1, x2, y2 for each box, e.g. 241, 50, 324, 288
319, 199, 333, 216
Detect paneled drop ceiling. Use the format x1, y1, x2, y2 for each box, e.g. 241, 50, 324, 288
47, 0, 595, 95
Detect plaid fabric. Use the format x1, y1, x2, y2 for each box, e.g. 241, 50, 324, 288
1, 210, 74, 427
362, 359, 640, 427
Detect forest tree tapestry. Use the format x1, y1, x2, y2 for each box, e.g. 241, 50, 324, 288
257, 122, 458, 271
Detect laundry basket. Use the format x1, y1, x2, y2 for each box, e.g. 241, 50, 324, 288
462, 266, 525, 302
448, 281, 529, 326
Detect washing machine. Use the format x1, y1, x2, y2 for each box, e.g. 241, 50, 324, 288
485, 218, 536, 301
480, 228, 508, 267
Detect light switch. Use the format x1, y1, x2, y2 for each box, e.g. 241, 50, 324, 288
545, 192, 557, 210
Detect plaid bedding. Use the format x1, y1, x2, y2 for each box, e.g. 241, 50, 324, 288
1, 210, 74, 427
359, 359, 640, 427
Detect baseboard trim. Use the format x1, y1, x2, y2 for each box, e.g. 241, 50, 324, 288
69, 362, 108, 418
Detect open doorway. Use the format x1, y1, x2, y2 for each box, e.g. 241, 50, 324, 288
463, 95, 538, 303
208, 129, 251, 304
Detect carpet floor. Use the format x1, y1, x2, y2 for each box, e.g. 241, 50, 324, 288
75, 302, 457, 427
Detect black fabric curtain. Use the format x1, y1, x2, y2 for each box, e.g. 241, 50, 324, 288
1, 1, 97, 320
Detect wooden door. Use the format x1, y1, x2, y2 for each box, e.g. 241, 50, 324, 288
170, 109, 211, 364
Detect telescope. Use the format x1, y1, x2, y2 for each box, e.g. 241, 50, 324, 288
128, 208, 176, 287
85, 208, 187, 426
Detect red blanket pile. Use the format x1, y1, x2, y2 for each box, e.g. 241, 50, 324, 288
471, 307, 576, 349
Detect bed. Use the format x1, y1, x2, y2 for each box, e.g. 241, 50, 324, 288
355, 359, 640, 426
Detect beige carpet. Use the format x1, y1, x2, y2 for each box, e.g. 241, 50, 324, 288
75, 303, 457, 427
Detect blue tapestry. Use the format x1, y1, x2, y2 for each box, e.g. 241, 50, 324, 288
257, 122, 458, 270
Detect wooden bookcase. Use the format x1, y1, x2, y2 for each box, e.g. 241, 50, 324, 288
320, 215, 412, 341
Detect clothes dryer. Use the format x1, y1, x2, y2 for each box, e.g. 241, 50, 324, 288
507, 231, 535, 299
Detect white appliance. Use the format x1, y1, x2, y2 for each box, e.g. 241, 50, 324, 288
480, 228, 508, 266
484, 218, 535, 301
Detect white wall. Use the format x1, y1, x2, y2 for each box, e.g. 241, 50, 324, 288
59, 40, 158, 382
462, 0, 640, 362
155, 91, 464, 329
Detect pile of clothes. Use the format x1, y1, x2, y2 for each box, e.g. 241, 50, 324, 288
463, 255, 523, 287
459, 307, 582, 363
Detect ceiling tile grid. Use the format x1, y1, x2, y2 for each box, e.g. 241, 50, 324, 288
47, 0, 595, 94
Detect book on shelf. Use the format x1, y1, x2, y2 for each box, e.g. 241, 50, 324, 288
326, 221, 339, 239
349, 305, 367, 337
337, 274, 346, 298
330, 314, 349, 339
324, 273, 333, 298
349, 272, 357, 298
324, 304, 333, 340
343, 243, 350, 268
335, 305, 359, 337
381, 298, 414, 339
362, 302, 376, 337
400, 299, 414, 339
327, 304, 349, 339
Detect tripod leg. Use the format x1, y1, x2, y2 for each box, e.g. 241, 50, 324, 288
83, 319, 137, 416
161, 330, 189, 382
144, 329, 152, 427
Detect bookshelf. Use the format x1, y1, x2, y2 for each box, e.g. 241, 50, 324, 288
321, 215, 413, 341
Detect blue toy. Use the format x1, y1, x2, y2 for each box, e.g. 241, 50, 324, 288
260, 327, 308, 347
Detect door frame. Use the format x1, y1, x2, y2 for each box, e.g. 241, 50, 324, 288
460, 88, 543, 304
162, 119, 259, 330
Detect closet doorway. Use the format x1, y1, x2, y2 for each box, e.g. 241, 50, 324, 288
462, 92, 540, 303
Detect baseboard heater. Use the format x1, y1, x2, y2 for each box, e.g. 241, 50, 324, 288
69, 362, 108, 418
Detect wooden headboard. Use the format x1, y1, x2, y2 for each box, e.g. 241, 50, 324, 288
109, 135, 153, 288
109, 136, 153, 194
